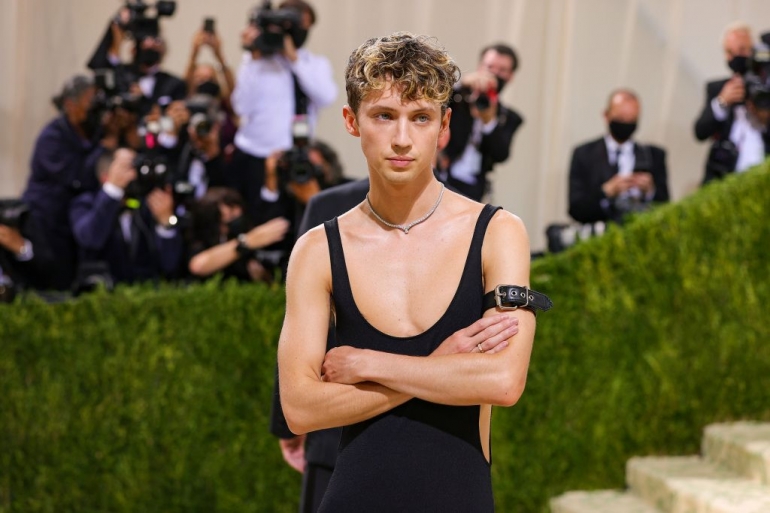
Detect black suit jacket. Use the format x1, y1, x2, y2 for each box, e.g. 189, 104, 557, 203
568, 137, 669, 224
70, 189, 183, 284
269, 178, 370, 468
444, 93, 523, 179
694, 78, 770, 183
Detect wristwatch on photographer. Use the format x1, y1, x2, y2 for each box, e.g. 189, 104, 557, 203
235, 233, 254, 258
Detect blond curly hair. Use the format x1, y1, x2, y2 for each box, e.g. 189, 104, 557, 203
345, 32, 460, 115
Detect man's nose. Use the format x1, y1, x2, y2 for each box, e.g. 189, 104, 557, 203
392, 118, 412, 151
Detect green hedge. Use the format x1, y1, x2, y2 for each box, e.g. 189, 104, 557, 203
2, 161, 769, 512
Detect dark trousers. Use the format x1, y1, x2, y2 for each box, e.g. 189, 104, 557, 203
300, 464, 333, 513
226, 147, 266, 222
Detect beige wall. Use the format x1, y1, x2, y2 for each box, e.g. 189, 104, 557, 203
2, 0, 769, 250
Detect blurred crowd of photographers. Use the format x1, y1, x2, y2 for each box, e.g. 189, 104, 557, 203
1, 5, 769, 302
0, 0, 347, 302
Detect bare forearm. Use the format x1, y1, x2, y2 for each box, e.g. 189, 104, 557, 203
188, 240, 238, 276
362, 335, 533, 407
281, 377, 410, 434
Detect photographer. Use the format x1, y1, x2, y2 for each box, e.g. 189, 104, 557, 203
69, 148, 183, 286
187, 187, 289, 282
568, 89, 669, 225
0, 202, 54, 301
21, 75, 116, 290
694, 23, 770, 183
442, 43, 523, 201
228, 0, 337, 221
185, 26, 238, 152
87, 2, 187, 117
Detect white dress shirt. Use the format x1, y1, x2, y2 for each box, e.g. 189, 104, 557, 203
232, 49, 337, 158
711, 99, 765, 172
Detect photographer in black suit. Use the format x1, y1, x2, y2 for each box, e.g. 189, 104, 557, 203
694, 23, 770, 183
69, 148, 183, 287
442, 43, 523, 201
569, 89, 669, 224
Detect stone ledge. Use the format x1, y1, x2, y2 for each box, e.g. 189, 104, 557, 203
703, 421, 770, 485
550, 490, 663, 513
627, 455, 770, 513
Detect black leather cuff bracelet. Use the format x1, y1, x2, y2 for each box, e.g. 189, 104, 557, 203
482, 285, 553, 314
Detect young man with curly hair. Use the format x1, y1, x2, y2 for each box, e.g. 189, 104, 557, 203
278, 32, 545, 511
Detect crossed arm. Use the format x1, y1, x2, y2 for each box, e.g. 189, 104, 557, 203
278, 211, 535, 435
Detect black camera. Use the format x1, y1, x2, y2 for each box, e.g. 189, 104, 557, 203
278, 146, 322, 184
92, 68, 142, 114
247, 1, 303, 55
745, 33, 770, 109
277, 116, 323, 185
126, 153, 170, 199
116, 0, 177, 41
186, 94, 219, 138
0, 199, 29, 230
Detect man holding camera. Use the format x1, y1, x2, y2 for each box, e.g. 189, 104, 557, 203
88, 3, 187, 118
568, 89, 669, 225
694, 22, 770, 183
228, 0, 337, 223
69, 148, 183, 286
442, 43, 523, 201
21, 75, 118, 290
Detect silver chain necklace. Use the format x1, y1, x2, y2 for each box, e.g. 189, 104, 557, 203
366, 183, 445, 234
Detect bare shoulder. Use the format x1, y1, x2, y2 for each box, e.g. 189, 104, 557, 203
486, 209, 530, 249
286, 224, 332, 292
482, 209, 531, 287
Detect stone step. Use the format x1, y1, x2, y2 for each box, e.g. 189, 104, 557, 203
550, 490, 663, 513
703, 421, 770, 485
627, 455, 770, 513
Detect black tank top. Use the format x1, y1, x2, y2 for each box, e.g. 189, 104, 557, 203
318, 204, 501, 513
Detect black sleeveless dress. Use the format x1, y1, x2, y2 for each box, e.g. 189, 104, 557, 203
317, 204, 501, 513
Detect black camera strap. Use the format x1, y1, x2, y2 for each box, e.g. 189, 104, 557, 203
291, 72, 309, 116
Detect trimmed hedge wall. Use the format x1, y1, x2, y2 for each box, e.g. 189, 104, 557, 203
2, 161, 769, 512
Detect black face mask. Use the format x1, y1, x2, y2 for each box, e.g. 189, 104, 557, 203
292, 28, 309, 49
136, 48, 162, 68
608, 120, 637, 143
728, 55, 749, 75
196, 80, 221, 98
494, 75, 508, 95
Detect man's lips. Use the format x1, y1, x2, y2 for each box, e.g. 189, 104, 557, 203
387, 157, 414, 167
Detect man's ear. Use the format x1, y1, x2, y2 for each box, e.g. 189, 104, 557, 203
438, 108, 452, 149
342, 105, 360, 137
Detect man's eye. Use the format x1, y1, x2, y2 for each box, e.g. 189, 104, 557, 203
416, 115, 430, 123
376, 113, 391, 120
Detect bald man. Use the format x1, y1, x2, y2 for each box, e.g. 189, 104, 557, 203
694, 22, 770, 183
568, 89, 669, 224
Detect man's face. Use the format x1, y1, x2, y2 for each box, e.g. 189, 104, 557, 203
67, 87, 96, 124
343, 82, 450, 186
479, 49, 514, 85
724, 29, 753, 61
